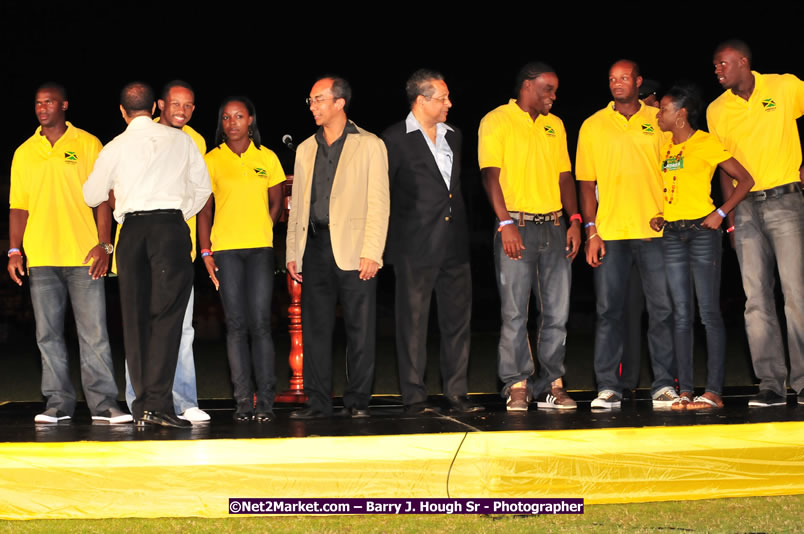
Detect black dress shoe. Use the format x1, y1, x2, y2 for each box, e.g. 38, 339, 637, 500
255, 410, 276, 422
289, 407, 329, 419
404, 402, 440, 415
138, 410, 192, 428
446, 395, 485, 413
336, 407, 370, 418
233, 411, 254, 422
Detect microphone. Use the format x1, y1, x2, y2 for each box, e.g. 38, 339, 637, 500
282, 134, 296, 152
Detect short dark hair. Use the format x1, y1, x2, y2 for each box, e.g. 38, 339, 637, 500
405, 69, 444, 106
714, 39, 752, 65
514, 62, 555, 94
120, 82, 155, 115
36, 82, 67, 101
611, 59, 641, 78
316, 75, 352, 112
161, 80, 195, 102
215, 96, 261, 149
665, 82, 704, 130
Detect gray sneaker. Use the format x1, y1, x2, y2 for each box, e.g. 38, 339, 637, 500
591, 390, 622, 409
92, 407, 134, 424
652, 386, 680, 408
35, 408, 71, 424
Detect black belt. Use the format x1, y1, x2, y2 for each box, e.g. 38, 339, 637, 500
746, 182, 801, 201
664, 216, 707, 231
508, 210, 562, 226
126, 209, 183, 217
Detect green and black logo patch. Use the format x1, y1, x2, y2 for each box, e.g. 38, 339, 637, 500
544, 125, 556, 137
641, 124, 655, 134
761, 98, 777, 111
64, 151, 78, 164
254, 167, 267, 176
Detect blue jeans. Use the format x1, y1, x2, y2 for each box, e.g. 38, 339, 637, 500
215, 247, 276, 410
29, 267, 119, 416
593, 239, 675, 395
734, 187, 804, 395
494, 219, 571, 397
125, 287, 198, 414
662, 221, 726, 395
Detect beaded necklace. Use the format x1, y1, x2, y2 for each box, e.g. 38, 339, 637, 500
661, 130, 695, 205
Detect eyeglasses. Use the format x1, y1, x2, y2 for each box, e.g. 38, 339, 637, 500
306, 96, 336, 106
425, 95, 451, 104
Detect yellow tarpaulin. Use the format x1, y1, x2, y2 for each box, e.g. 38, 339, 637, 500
0, 422, 802, 519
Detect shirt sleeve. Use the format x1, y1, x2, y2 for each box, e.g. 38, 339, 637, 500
83, 144, 115, 208
187, 139, 212, 218
477, 113, 503, 170
575, 119, 596, 181
786, 74, 804, 118
558, 119, 572, 173
264, 149, 286, 189
699, 135, 732, 167
9, 149, 28, 210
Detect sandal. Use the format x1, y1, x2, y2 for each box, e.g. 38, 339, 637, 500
671, 391, 694, 411
687, 392, 724, 411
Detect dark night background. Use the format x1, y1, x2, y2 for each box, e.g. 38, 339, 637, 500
0, 3, 802, 400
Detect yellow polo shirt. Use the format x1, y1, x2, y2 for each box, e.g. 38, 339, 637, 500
205, 141, 285, 252
707, 71, 804, 191
576, 102, 669, 240
10, 122, 102, 267
111, 121, 206, 273
478, 99, 571, 214
660, 131, 731, 221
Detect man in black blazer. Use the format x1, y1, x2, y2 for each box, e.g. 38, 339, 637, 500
381, 69, 482, 415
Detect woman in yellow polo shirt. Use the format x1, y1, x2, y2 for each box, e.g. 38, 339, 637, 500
198, 96, 285, 422
650, 83, 754, 411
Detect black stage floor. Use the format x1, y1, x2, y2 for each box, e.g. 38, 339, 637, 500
1, 387, 802, 443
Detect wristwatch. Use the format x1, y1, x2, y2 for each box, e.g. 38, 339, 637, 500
99, 242, 114, 255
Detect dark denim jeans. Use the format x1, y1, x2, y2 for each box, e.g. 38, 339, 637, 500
593, 239, 675, 395
29, 267, 119, 416
215, 247, 276, 410
494, 219, 571, 397
662, 220, 725, 394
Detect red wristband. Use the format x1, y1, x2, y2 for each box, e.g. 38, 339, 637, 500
569, 213, 582, 224
200, 248, 213, 257
726, 226, 735, 234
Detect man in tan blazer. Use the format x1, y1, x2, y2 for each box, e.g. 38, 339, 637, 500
287, 76, 390, 419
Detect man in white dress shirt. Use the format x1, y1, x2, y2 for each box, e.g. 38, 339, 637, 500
83, 82, 211, 428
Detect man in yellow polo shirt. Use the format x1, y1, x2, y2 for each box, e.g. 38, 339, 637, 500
479, 62, 581, 411
8, 83, 130, 424
707, 40, 804, 407
577, 60, 677, 410
120, 80, 210, 423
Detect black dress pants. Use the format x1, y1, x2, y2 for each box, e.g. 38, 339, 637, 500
300, 228, 376, 414
117, 211, 193, 420
394, 257, 472, 405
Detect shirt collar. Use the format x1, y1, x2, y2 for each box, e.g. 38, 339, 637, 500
404, 111, 453, 135
315, 120, 359, 145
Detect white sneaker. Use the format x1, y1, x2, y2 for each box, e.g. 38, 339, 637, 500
178, 407, 210, 422
92, 408, 134, 424
34, 408, 71, 424
591, 390, 622, 409
652, 386, 680, 408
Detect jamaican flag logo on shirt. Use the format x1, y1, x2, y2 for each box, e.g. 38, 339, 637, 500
544, 125, 556, 137
641, 124, 655, 134
761, 98, 777, 111
64, 151, 78, 164
254, 167, 267, 176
